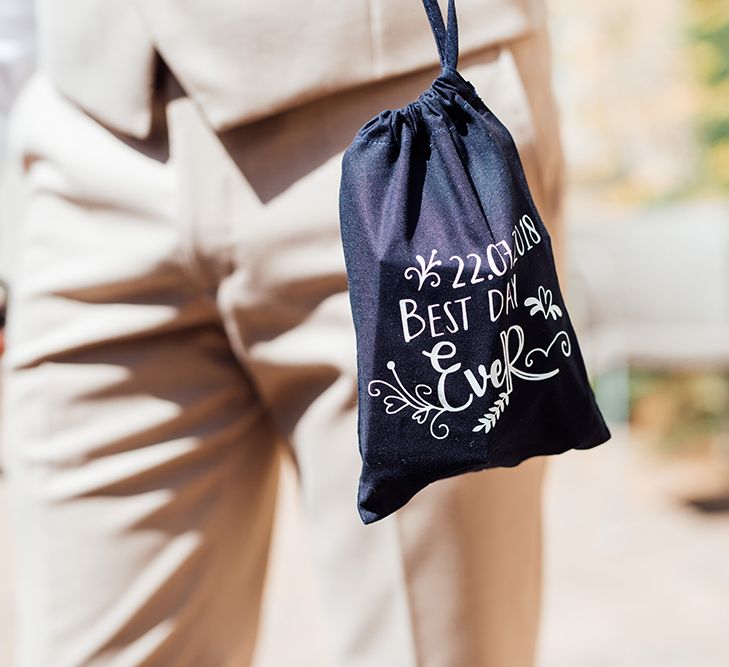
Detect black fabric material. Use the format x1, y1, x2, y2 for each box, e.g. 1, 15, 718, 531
339, 0, 611, 525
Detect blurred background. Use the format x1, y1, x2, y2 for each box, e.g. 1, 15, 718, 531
1, 0, 728, 665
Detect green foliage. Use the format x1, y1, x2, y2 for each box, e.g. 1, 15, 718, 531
630, 370, 729, 453
687, 0, 729, 193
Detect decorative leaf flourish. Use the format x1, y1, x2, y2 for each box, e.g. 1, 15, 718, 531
473, 391, 510, 434
368, 360, 451, 439
403, 249, 442, 290
524, 285, 563, 320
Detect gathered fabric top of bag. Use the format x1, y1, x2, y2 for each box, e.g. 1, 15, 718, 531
353, 0, 489, 142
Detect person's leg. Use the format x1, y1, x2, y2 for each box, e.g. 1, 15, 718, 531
178, 31, 562, 667
1, 75, 281, 667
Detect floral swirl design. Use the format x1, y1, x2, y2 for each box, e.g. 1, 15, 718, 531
524, 330, 572, 367
404, 249, 442, 291
368, 360, 450, 439
524, 286, 563, 320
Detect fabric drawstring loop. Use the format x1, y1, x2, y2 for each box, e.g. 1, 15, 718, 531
421, 0, 459, 71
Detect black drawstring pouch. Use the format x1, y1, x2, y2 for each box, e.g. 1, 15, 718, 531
339, 0, 611, 524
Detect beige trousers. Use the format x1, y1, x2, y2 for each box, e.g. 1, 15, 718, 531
1, 27, 563, 667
